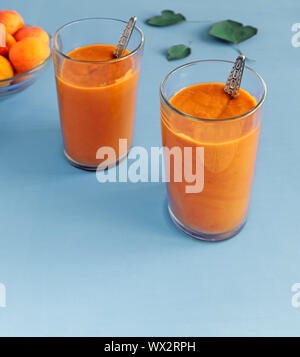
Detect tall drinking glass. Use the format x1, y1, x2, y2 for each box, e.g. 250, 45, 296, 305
52, 18, 144, 170
160, 60, 266, 241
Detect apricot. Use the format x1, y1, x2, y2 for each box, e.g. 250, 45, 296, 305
0, 33, 15, 56
6, 33, 16, 50
9, 37, 50, 73
0, 10, 24, 35
0, 47, 7, 56
15, 26, 49, 44
0, 55, 14, 87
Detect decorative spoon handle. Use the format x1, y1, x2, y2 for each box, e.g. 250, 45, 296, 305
113, 16, 137, 58
224, 55, 245, 98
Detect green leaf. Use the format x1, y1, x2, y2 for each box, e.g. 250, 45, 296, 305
209, 20, 257, 44
167, 44, 191, 61
146, 10, 186, 27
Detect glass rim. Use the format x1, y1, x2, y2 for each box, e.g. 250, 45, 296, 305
52, 17, 145, 64
160, 59, 267, 122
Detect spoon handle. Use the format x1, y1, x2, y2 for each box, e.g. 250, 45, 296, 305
224, 55, 245, 98
113, 16, 137, 58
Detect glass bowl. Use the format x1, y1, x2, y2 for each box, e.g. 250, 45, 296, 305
0, 35, 51, 98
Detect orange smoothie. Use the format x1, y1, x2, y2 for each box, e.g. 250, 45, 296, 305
54, 44, 139, 167
161, 82, 259, 235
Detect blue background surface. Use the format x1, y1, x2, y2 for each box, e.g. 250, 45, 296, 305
0, 0, 300, 337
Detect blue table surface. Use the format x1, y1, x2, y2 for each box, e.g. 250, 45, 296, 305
0, 0, 300, 337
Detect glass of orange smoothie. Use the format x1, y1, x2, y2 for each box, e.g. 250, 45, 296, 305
52, 18, 144, 170
160, 60, 266, 241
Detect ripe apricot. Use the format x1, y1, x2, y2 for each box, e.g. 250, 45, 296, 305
0, 47, 7, 56
15, 26, 49, 44
0, 33, 15, 56
6, 33, 16, 50
9, 37, 50, 73
0, 10, 24, 35
0, 55, 14, 86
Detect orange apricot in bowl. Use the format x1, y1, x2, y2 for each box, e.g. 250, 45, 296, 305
0, 23, 17, 55
6, 33, 16, 49
15, 26, 49, 44
0, 9, 51, 94
9, 37, 50, 74
0, 10, 24, 35
0, 46, 7, 56
0, 54, 14, 87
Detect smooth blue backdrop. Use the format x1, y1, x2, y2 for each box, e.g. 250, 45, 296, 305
0, 0, 299, 337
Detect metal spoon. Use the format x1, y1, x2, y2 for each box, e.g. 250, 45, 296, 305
113, 16, 137, 58
224, 55, 245, 98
